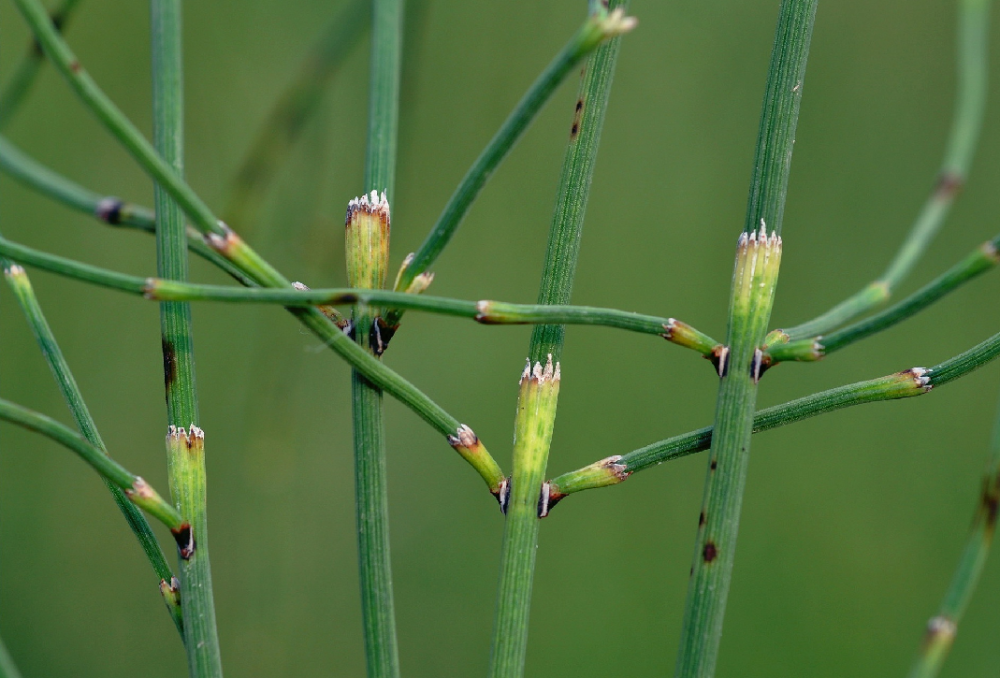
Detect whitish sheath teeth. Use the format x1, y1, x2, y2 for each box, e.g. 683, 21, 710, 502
497, 477, 511, 514
537, 481, 552, 518
522, 354, 559, 384
751, 349, 764, 384
345, 190, 390, 223
447, 424, 478, 449
908, 367, 933, 390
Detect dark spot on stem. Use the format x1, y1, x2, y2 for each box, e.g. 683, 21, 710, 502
935, 172, 964, 200
69, 60, 81, 73
96, 197, 125, 225
162, 338, 177, 389
171, 523, 195, 559
570, 99, 584, 140
698, 511, 706, 526
703, 541, 718, 563
981, 474, 1000, 531
710, 459, 717, 471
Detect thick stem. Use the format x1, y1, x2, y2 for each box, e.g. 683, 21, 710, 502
488, 5, 630, 675
675, 2, 814, 676
151, 1, 222, 675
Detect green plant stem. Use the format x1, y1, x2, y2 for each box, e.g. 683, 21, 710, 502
150, 1, 222, 675
767, 236, 1000, 363
2, 260, 183, 634
0, 135, 252, 284
548, 328, 1000, 502
352, 1, 404, 676
489, 5, 628, 675
0, 635, 24, 678
223, 0, 368, 229
780, 0, 990, 341
675, 1, 815, 675
388, 6, 634, 303
0, 0, 83, 128
0, 396, 187, 530
907, 390, 1000, 678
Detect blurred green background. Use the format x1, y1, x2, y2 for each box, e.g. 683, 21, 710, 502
2, 0, 1000, 675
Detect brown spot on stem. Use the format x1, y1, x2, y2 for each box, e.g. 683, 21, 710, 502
698, 511, 706, 526
703, 541, 718, 563
69, 60, 81, 73
981, 474, 1000, 532
710, 459, 717, 471
935, 172, 963, 200
161, 338, 177, 388
171, 523, 195, 559
570, 99, 584, 140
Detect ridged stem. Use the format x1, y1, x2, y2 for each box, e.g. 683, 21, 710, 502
907, 391, 1000, 678
780, 0, 990, 341
150, 1, 222, 675
0, 134, 252, 283
767, 235, 1000, 363
675, 2, 815, 676
387, 6, 635, 306
2, 261, 182, 633
488, 6, 630, 676
0, 397, 187, 532
6, 0, 505, 497
547, 327, 1000, 505
351, 0, 404, 675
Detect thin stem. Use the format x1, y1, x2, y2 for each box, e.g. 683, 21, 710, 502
0, 134, 253, 284
906, 389, 1000, 678
0, 397, 187, 531
675, 1, 815, 675
767, 235, 1000, 363
2, 261, 182, 634
223, 0, 368, 229
489, 5, 630, 675
388, 6, 635, 301
547, 328, 1000, 503
780, 0, 990, 341
0, 0, 83, 128
5, 0, 505, 494
352, 0, 404, 676
0, 636, 24, 678
150, 1, 222, 675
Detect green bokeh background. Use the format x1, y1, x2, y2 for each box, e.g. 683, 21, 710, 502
2, 0, 1000, 675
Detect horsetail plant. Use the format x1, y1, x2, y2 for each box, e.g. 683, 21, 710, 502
1, 0, 998, 676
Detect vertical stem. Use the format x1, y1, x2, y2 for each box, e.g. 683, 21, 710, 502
488, 4, 630, 676
674, 2, 816, 677
353, 1, 403, 677
151, 1, 222, 676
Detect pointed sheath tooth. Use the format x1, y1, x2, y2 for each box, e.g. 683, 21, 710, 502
520, 359, 532, 383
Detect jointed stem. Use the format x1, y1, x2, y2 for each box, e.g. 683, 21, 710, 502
388, 6, 635, 308
780, 0, 990, 341
351, 0, 404, 676
0, 397, 187, 532
150, 0, 222, 674
767, 235, 1000, 363
548, 328, 1000, 503
675, 2, 815, 676
489, 4, 631, 675
2, 261, 182, 634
